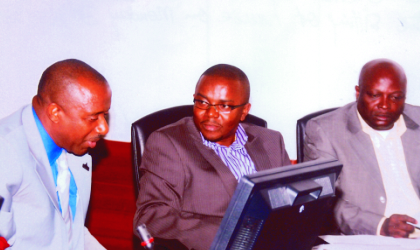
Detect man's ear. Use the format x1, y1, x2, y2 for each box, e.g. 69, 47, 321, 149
240, 103, 251, 121
47, 103, 61, 123
355, 85, 360, 101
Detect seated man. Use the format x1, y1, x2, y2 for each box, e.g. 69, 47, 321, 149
304, 59, 420, 238
0, 59, 111, 249
134, 64, 290, 249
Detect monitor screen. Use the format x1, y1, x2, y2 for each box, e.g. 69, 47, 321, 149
210, 159, 342, 250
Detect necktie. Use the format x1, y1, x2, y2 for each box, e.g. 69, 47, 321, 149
56, 150, 73, 242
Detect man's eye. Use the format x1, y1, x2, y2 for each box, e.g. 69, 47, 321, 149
218, 104, 231, 111
197, 100, 209, 107
390, 95, 404, 101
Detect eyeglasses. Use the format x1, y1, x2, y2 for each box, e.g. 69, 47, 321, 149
193, 99, 247, 113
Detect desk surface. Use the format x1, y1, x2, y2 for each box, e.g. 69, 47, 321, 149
313, 235, 420, 250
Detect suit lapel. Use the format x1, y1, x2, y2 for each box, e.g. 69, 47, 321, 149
244, 130, 272, 172
402, 114, 420, 197
346, 104, 384, 190
187, 119, 238, 197
22, 105, 60, 211
193, 138, 238, 198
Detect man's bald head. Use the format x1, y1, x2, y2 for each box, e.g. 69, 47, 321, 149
358, 59, 407, 91
198, 64, 250, 103
356, 59, 407, 130
37, 59, 108, 105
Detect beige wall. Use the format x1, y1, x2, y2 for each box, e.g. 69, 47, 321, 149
1, 0, 420, 159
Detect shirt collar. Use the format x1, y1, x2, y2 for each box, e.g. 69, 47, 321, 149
357, 110, 406, 138
201, 124, 248, 150
32, 107, 63, 165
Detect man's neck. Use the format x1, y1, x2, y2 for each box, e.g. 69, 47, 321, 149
32, 107, 62, 165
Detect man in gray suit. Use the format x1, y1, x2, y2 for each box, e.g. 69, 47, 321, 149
0, 59, 111, 249
304, 59, 420, 238
134, 64, 290, 250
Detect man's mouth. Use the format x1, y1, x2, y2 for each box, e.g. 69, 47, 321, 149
373, 113, 391, 121
201, 122, 221, 132
87, 141, 97, 148
86, 137, 101, 148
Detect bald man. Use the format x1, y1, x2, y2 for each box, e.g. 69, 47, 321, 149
304, 59, 420, 238
134, 64, 290, 250
0, 59, 111, 249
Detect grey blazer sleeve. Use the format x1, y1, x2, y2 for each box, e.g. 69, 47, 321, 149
0, 137, 22, 245
304, 119, 384, 235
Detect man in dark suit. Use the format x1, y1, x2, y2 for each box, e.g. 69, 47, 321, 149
304, 59, 420, 238
134, 64, 290, 250
0, 59, 111, 249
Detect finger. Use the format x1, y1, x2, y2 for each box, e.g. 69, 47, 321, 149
404, 215, 417, 224
393, 223, 413, 237
390, 228, 409, 238
393, 214, 416, 224
402, 223, 415, 234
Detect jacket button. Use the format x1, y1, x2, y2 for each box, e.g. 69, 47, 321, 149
379, 196, 385, 203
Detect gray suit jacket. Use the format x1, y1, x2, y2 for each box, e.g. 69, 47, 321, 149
0, 105, 104, 249
134, 117, 290, 250
304, 102, 420, 235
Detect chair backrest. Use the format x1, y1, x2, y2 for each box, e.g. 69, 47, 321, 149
296, 108, 338, 163
131, 105, 267, 193
296, 107, 341, 236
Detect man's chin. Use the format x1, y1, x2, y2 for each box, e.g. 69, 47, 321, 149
201, 132, 222, 143
67, 146, 89, 156
70, 150, 88, 156
370, 121, 394, 130
202, 135, 221, 143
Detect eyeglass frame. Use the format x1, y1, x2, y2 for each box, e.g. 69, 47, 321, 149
193, 99, 248, 113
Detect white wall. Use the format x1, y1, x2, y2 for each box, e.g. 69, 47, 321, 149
2, 0, 420, 159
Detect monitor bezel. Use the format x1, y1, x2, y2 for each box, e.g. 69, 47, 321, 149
210, 159, 342, 250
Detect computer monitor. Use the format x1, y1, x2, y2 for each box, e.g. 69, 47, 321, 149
210, 159, 342, 250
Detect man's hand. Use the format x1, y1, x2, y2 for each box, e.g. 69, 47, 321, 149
380, 214, 417, 238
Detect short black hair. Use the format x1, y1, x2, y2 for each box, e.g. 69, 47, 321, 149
37, 59, 107, 103
200, 64, 250, 102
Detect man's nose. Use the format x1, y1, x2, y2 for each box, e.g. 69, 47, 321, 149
96, 115, 109, 136
378, 96, 390, 109
206, 105, 220, 118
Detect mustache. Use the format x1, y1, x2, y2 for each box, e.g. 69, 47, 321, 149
201, 120, 222, 126
88, 135, 104, 142
372, 112, 391, 117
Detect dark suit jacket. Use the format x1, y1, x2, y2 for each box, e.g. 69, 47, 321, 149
134, 117, 290, 250
304, 102, 420, 235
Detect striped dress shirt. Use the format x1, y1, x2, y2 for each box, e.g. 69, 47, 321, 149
201, 124, 256, 181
